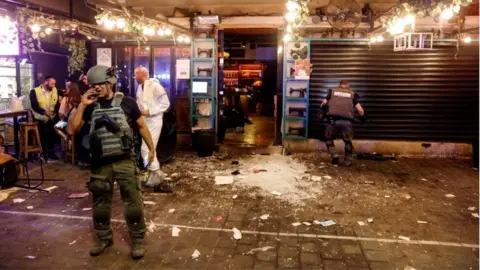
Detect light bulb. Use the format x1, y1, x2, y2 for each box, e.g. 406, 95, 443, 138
165, 28, 172, 36
102, 38, 107, 43
184, 36, 191, 43
277, 45, 283, 54
369, 37, 376, 43
453, 4, 461, 13
286, 0, 300, 12
463, 36, 472, 43
157, 28, 165, 36
30, 24, 40, 33
177, 35, 184, 42
377, 35, 384, 42
441, 7, 454, 20
104, 19, 115, 30
283, 34, 291, 42
285, 12, 296, 22
286, 24, 293, 33
143, 27, 154, 36
45, 27, 52, 35
116, 18, 126, 29
87, 36, 92, 40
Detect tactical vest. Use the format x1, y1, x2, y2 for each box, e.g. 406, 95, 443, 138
32, 86, 58, 122
88, 92, 133, 159
327, 87, 354, 119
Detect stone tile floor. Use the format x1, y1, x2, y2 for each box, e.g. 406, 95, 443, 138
0, 151, 478, 269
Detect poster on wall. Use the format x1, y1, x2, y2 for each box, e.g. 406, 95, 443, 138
97, 48, 112, 67
176, 59, 190, 79
294, 59, 311, 80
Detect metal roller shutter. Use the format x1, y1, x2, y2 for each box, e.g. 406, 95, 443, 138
309, 41, 479, 142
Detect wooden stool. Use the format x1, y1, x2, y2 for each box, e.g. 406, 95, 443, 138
19, 122, 42, 160
62, 134, 76, 165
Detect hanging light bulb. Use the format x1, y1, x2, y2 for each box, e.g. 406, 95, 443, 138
286, 0, 300, 12
441, 7, 454, 20
402, 14, 415, 30
87, 36, 92, 40
157, 28, 165, 36
184, 36, 191, 43
277, 45, 283, 54
102, 38, 107, 43
283, 33, 291, 42
165, 27, 172, 36
286, 24, 293, 33
30, 24, 40, 33
116, 18, 126, 29
104, 18, 115, 30
285, 12, 296, 22
177, 35, 184, 42
453, 4, 461, 13
369, 37, 377, 43
45, 27, 53, 35
377, 35, 384, 42
463, 36, 472, 43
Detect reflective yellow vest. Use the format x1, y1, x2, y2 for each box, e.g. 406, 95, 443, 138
32, 86, 58, 122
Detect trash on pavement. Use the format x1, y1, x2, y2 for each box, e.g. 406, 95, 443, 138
25, 256, 35, 259
385, 195, 391, 198
270, 191, 282, 196
404, 266, 417, 270
292, 222, 302, 227
246, 246, 275, 254
69, 240, 77, 245
417, 220, 428, 224
323, 175, 332, 180
260, 214, 269, 220
420, 178, 427, 181
231, 170, 241, 175
27, 206, 33, 210
215, 175, 234, 185
68, 192, 89, 199
172, 226, 181, 237
302, 222, 312, 226
168, 208, 175, 213
472, 213, 479, 218
13, 198, 25, 203
357, 221, 366, 226
82, 208, 92, 211
254, 169, 267, 174
191, 249, 201, 259
148, 220, 156, 233
445, 194, 456, 198
367, 218, 374, 223
232, 161, 239, 165
314, 220, 336, 227
404, 194, 411, 200
398, 236, 410, 241
364, 181, 374, 184
232, 227, 242, 239
144, 201, 156, 205
311, 175, 322, 182
44, 186, 58, 192
468, 207, 476, 211
216, 216, 223, 222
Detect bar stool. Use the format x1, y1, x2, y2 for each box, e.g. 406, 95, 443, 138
19, 122, 42, 160
62, 133, 76, 165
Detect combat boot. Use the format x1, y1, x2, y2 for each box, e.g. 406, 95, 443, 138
90, 240, 113, 256
131, 239, 146, 259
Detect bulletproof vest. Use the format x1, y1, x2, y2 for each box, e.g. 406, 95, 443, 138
327, 88, 354, 119
89, 92, 133, 159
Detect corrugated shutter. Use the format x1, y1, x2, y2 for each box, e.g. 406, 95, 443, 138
309, 41, 479, 142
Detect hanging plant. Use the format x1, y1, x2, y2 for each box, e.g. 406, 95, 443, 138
68, 39, 87, 76
290, 44, 308, 59
16, 12, 42, 53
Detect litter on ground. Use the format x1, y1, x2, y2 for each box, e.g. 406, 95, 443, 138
270, 191, 283, 196
144, 201, 156, 205
27, 206, 33, 210
445, 194, 456, 198
191, 249, 201, 259
357, 221, 366, 226
417, 220, 428, 224
215, 216, 223, 222
323, 175, 332, 180
232, 195, 238, 199
315, 220, 336, 227
25, 256, 35, 259
468, 206, 476, 211
404, 266, 417, 270
168, 208, 175, 213
404, 194, 411, 200
260, 214, 269, 220
69, 240, 76, 245
232, 227, 242, 239
148, 220, 156, 233
311, 175, 322, 182
44, 186, 58, 192
246, 246, 275, 254
215, 175, 234, 185
68, 193, 89, 199
302, 222, 311, 226
13, 198, 25, 203
367, 218, 374, 223
399, 236, 411, 241
82, 208, 92, 211
472, 213, 479, 218
292, 222, 302, 227
364, 181, 374, 184
172, 227, 181, 237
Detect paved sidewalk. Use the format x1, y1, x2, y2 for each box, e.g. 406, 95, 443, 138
0, 152, 478, 269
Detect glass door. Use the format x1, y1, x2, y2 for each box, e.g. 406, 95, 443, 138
115, 47, 132, 96
153, 48, 171, 98
133, 47, 151, 96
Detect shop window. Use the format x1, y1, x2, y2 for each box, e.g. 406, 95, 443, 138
0, 58, 33, 111
153, 48, 171, 97
174, 47, 191, 97
116, 47, 132, 96
134, 47, 151, 95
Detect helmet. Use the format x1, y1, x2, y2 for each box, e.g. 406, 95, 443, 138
86, 65, 117, 85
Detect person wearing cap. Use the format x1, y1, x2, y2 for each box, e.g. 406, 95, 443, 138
30, 75, 60, 160
67, 65, 156, 260
321, 80, 365, 167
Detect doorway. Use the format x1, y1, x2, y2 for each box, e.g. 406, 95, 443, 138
218, 28, 278, 148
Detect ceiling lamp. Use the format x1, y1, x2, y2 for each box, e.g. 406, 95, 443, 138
463, 36, 472, 43
157, 28, 165, 36
440, 6, 454, 20
286, 0, 300, 12
285, 12, 296, 22
184, 36, 191, 43
283, 33, 291, 42
177, 35, 184, 42
165, 27, 172, 36
30, 24, 41, 33
45, 27, 53, 35
104, 19, 116, 30
116, 18, 126, 29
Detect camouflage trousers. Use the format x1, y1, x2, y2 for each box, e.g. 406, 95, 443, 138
87, 157, 146, 242
325, 120, 354, 164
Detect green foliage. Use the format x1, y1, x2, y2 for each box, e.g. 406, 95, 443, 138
68, 40, 87, 76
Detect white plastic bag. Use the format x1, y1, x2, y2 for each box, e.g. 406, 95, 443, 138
10, 96, 24, 111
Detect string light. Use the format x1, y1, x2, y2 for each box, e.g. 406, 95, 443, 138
283, 33, 291, 42
177, 35, 184, 42
104, 19, 115, 30
165, 27, 172, 36
184, 36, 191, 43
30, 24, 41, 32
286, 25, 292, 33
45, 27, 52, 35
441, 6, 454, 20
102, 38, 106, 43
286, 0, 300, 12
453, 4, 461, 13
116, 18, 126, 29
377, 35, 384, 42
285, 12, 296, 22
157, 28, 165, 36
463, 36, 472, 43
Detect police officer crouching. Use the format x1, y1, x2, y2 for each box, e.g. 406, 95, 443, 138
67, 65, 156, 259
321, 80, 365, 167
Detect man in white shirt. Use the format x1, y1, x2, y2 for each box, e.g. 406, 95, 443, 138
134, 66, 172, 193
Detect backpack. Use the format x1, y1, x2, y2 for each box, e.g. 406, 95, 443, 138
89, 92, 133, 158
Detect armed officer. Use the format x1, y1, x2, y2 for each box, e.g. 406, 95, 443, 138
67, 65, 156, 259
321, 80, 365, 167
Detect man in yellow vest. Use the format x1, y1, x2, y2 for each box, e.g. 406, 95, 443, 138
29, 76, 60, 160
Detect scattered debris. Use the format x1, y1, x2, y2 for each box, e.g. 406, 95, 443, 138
216, 216, 223, 222
323, 175, 332, 180
25, 256, 35, 260
246, 246, 275, 254
314, 220, 336, 227
232, 227, 242, 239
468, 207, 476, 211
172, 227, 181, 237
302, 222, 311, 226
148, 221, 156, 233
311, 175, 322, 182
232, 195, 238, 199
445, 194, 456, 198
472, 213, 479, 218
168, 208, 175, 213
231, 170, 240, 175
398, 236, 410, 241
357, 152, 396, 161
231, 161, 239, 165
68, 193, 89, 199
27, 206, 34, 210
44, 186, 58, 192
69, 240, 77, 245
364, 181, 374, 184
270, 191, 283, 196
170, 173, 179, 178
357, 221, 366, 226
404, 266, 417, 270
0, 187, 20, 202
13, 198, 25, 203
292, 222, 302, 227
260, 153, 271, 156
384, 195, 391, 198
191, 249, 201, 259
404, 194, 411, 200
144, 201, 156, 205
420, 178, 428, 182
260, 214, 269, 220
215, 176, 234, 185
82, 208, 92, 211
254, 169, 267, 174
367, 218, 374, 223
417, 220, 428, 224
